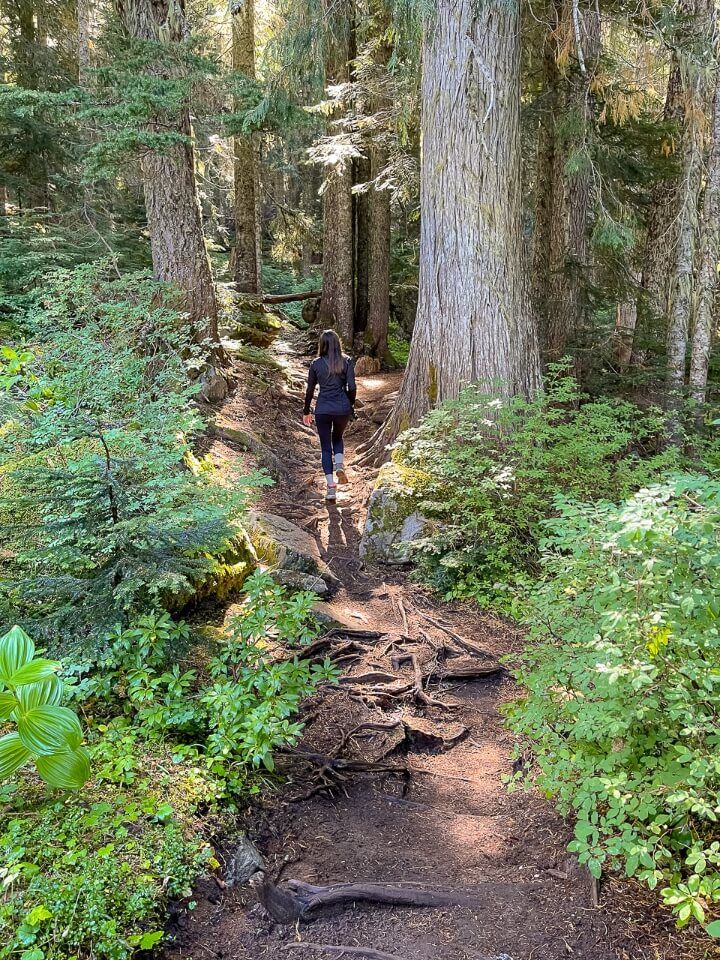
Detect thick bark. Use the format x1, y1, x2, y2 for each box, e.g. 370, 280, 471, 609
232, 0, 260, 294
319, 1, 354, 344
631, 63, 684, 368
77, 0, 94, 85
115, 0, 219, 344
532, 2, 561, 330
301, 170, 318, 276
367, 141, 391, 359
354, 155, 371, 334
374, 0, 540, 446
689, 67, 720, 411
544, 0, 600, 360
613, 273, 640, 368
365, 8, 392, 359
665, 66, 706, 406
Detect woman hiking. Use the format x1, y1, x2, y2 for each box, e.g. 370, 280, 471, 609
303, 329, 356, 502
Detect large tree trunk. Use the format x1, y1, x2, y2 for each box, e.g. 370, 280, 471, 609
365, 8, 392, 360
354, 155, 371, 335
373, 0, 540, 445
544, 0, 600, 362
319, 1, 354, 345
232, 0, 260, 294
531, 0, 561, 332
665, 59, 706, 407
115, 0, 220, 346
689, 63, 720, 414
367, 141, 391, 359
630, 63, 684, 369
77, 0, 94, 85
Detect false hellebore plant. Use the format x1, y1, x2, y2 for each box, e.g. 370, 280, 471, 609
0, 626, 89, 789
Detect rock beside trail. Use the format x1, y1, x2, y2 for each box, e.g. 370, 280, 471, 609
269, 569, 329, 596
249, 511, 339, 590
225, 836, 266, 887
359, 464, 428, 565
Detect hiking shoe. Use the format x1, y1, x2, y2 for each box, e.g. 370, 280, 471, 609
336, 467, 349, 485
325, 485, 337, 501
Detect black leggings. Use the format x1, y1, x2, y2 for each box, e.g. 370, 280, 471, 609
315, 413, 351, 476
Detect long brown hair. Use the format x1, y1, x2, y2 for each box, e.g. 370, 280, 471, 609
317, 329, 345, 376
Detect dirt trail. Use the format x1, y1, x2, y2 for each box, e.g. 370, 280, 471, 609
174, 335, 702, 960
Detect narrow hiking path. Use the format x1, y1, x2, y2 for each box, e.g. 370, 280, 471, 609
172, 334, 702, 960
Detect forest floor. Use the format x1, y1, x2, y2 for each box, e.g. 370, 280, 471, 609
169, 332, 709, 960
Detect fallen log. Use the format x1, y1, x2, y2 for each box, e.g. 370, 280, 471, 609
229, 287, 322, 303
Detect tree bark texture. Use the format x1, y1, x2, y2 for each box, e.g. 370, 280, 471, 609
366, 8, 392, 359
367, 140, 391, 359
378, 0, 541, 443
232, 0, 260, 294
665, 43, 708, 405
115, 0, 219, 343
77, 0, 94, 85
354, 155, 371, 334
544, 0, 600, 361
631, 63, 684, 368
690, 62, 720, 410
319, 0, 354, 345
531, 2, 561, 330
613, 277, 640, 368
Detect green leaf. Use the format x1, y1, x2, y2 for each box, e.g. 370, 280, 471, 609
707, 920, 720, 937
139, 932, 164, 950
0, 691, 17, 720
8, 659, 59, 689
15, 676, 64, 712
35, 747, 90, 790
0, 626, 35, 682
17, 705, 83, 755
0, 732, 32, 780
25, 905, 52, 926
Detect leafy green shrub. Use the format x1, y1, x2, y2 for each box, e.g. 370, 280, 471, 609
0, 573, 334, 959
0, 739, 215, 960
75, 571, 335, 795
0, 263, 265, 649
0, 625, 89, 790
391, 369, 680, 608
505, 474, 720, 934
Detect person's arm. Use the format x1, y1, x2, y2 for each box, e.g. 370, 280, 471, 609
303, 363, 318, 415
346, 358, 357, 407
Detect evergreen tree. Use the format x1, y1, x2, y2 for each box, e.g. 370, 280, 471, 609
113, 0, 221, 348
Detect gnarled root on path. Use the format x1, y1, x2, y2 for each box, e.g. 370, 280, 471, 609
250, 872, 484, 924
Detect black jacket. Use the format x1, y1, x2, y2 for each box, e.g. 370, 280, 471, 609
304, 356, 356, 416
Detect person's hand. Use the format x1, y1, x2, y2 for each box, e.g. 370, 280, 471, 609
303, 413, 313, 427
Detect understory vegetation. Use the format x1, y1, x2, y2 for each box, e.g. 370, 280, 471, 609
0, 262, 334, 958
387, 378, 720, 930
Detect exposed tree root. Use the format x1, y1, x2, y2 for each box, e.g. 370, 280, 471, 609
283, 943, 404, 960
251, 873, 487, 923
410, 607, 494, 660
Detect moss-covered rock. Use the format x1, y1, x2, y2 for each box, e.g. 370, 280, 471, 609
359, 462, 429, 565
167, 525, 258, 611
218, 305, 284, 348
248, 511, 339, 590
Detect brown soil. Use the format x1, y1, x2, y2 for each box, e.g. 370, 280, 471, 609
171, 334, 713, 960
